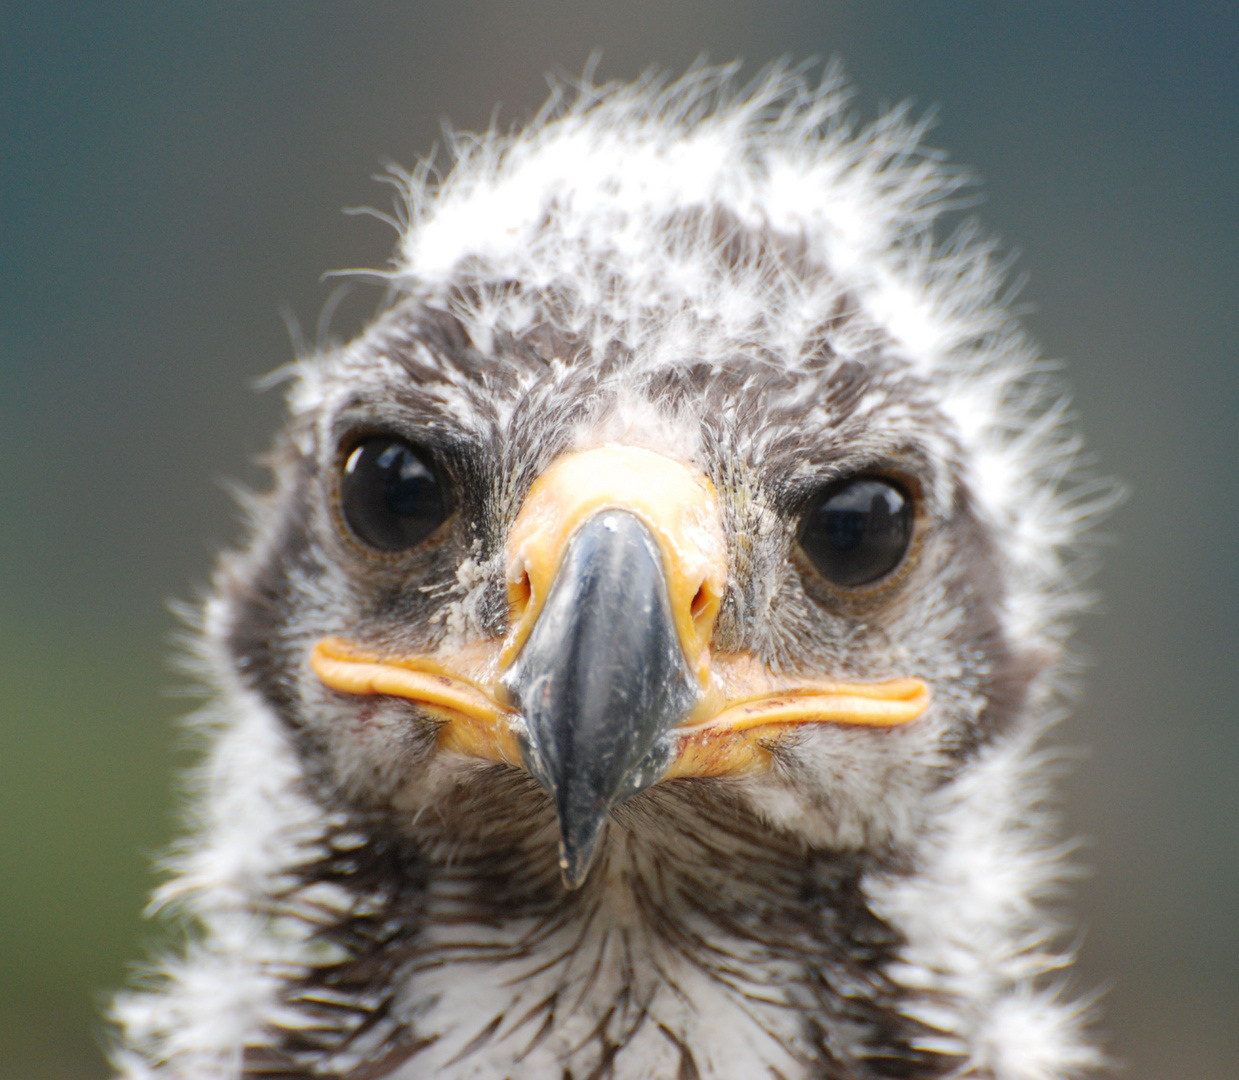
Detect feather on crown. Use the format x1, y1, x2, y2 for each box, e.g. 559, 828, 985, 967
357, 61, 1118, 657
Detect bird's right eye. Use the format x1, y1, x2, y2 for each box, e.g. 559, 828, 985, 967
339, 436, 449, 552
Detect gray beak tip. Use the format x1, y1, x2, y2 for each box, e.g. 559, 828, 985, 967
557, 811, 608, 890
558, 850, 591, 891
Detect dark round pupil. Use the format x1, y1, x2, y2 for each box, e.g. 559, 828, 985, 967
340, 437, 447, 552
800, 478, 912, 587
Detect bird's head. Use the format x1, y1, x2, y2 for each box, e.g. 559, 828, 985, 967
214, 70, 1067, 897
110, 68, 1110, 1080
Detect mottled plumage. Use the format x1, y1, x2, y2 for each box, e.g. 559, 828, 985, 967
112, 64, 1113, 1079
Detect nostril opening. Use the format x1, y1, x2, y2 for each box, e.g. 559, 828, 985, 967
510, 572, 532, 616
690, 583, 710, 621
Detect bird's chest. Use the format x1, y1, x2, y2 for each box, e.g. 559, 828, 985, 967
382, 884, 817, 1080
290, 802, 912, 1079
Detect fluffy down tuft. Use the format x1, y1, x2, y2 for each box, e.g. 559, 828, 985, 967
110, 599, 350, 1077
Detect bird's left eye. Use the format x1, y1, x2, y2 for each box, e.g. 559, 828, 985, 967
799, 476, 913, 587
339, 436, 448, 552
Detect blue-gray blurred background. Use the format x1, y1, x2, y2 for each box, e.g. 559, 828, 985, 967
2, 3, 1236, 1077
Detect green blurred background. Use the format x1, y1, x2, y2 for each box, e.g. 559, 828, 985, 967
2, 3, 1236, 1077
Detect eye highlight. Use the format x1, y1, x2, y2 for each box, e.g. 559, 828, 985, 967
339, 436, 449, 552
799, 477, 913, 587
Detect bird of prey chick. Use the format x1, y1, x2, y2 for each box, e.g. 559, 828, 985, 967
112, 64, 1112, 1080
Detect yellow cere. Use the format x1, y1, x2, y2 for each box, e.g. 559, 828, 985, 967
501, 445, 727, 683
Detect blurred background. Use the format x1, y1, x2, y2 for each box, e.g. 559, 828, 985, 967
1, 3, 1236, 1077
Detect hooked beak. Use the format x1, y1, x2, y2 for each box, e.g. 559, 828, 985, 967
495, 444, 726, 885
310, 444, 930, 889
502, 508, 697, 886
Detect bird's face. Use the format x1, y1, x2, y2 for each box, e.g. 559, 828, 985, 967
224, 302, 1028, 888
